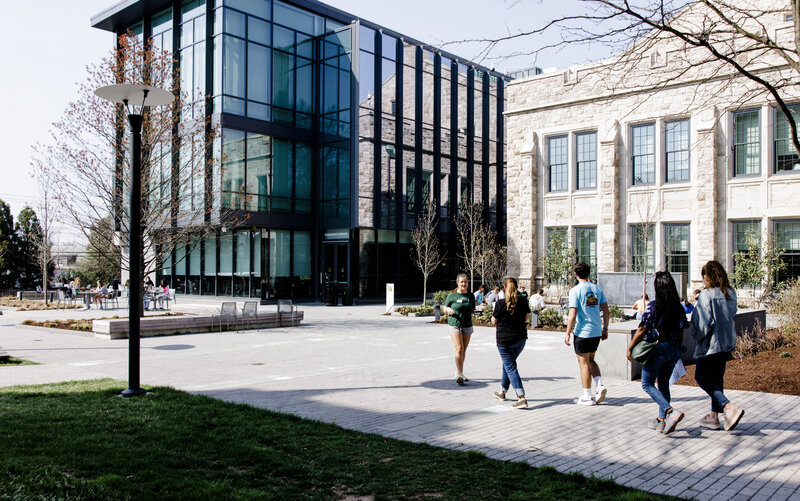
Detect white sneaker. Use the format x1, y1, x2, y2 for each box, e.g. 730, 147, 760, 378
594, 385, 607, 404
573, 395, 595, 406
455, 372, 465, 385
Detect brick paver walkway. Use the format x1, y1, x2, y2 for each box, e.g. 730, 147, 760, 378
0, 301, 797, 500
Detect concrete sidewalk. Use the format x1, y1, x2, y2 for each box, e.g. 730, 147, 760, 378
0, 302, 798, 501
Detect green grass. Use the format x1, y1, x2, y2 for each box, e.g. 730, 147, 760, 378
0, 380, 672, 500
0, 357, 39, 366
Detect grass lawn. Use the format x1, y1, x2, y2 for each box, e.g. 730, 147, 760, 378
0, 380, 672, 500
0, 357, 38, 366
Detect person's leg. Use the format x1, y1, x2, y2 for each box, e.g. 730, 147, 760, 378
587, 352, 602, 379
576, 354, 592, 390
695, 352, 729, 416
641, 350, 672, 419
497, 345, 511, 393
449, 332, 465, 376
499, 340, 526, 397
460, 331, 472, 377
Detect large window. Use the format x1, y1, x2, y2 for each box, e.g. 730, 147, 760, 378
664, 224, 690, 275
576, 131, 597, 190
575, 227, 597, 279
775, 220, 800, 283
732, 220, 760, 275
665, 119, 690, 182
548, 135, 568, 192
630, 225, 655, 273
181, 0, 206, 120
774, 104, 800, 172
734, 109, 760, 176
632, 123, 655, 185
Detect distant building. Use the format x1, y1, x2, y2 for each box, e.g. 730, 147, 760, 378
93, 0, 508, 300
505, 2, 800, 295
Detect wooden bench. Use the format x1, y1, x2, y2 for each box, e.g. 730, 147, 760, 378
92, 311, 304, 340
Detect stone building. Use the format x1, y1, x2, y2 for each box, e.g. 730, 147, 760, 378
505, 1, 800, 296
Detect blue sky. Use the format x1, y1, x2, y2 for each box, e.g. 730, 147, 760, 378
0, 0, 611, 241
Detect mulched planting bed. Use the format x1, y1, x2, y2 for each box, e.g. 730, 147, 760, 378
677, 343, 800, 396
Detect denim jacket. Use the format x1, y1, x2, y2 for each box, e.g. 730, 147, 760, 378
690, 287, 738, 358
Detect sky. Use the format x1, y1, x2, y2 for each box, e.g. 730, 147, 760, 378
0, 0, 612, 243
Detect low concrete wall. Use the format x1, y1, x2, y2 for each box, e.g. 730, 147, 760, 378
93, 311, 304, 340
600, 309, 766, 381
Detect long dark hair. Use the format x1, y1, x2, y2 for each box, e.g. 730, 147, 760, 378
653, 271, 685, 331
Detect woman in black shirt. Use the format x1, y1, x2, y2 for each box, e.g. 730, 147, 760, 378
492, 277, 531, 409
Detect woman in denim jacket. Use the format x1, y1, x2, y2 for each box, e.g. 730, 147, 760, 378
627, 271, 687, 434
691, 260, 745, 431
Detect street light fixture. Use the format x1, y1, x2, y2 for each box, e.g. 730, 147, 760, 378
95, 83, 173, 397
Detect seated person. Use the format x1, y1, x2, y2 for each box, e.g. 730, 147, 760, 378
632, 293, 650, 320
485, 286, 501, 307
474, 284, 487, 304
529, 288, 546, 327
93, 281, 111, 308
156, 280, 170, 309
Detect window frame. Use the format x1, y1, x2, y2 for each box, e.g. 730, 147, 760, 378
629, 224, 655, 274
575, 130, 597, 190
665, 118, 690, 183
773, 219, 800, 284
547, 134, 568, 193
732, 108, 761, 177
773, 103, 800, 173
631, 122, 656, 185
664, 223, 690, 275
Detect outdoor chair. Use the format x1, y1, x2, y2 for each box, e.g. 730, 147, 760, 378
56, 289, 76, 309
214, 301, 238, 332
277, 299, 298, 327
241, 301, 258, 330
103, 290, 121, 309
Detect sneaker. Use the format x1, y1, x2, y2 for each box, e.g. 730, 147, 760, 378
724, 404, 745, 431
699, 413, 721, 430
573, 395, 595, 406
511, 398, 528, 409
462, 375, 470, 382
455, 372, 465, 385
663, 409, 684, 435
648, 418, 666, 432
594, 385, 607, 404
493, 391, 507, 401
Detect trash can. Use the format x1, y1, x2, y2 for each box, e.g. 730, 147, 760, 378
325, 282, 339, 306
341, 283, 354, 306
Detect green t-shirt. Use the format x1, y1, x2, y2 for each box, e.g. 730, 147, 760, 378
445, 292, 475, 328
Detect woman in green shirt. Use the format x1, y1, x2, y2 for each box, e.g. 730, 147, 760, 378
443, 273, 475, 385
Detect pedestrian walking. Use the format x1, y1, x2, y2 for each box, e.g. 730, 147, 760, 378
442, 273, 475, 385
492, 277, 531, 409
627, 271, 688, 434
691, 260, 745, 431
564, 261, 610, 405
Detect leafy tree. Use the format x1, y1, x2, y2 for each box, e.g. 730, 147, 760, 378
14, 207, 45, 290
732, 228, 786, 308
0, 200, 16, 289
541, 228, 575, 298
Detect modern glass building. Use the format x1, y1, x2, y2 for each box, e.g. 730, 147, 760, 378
93, 0, 508, 300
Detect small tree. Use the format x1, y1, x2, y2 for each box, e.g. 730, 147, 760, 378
541, 228, 575, 298
0, 200, 15, 289
631, 185, 659, 300
411, 201, 445, 305
455, 197, 484, 291
732, 228, 786, 308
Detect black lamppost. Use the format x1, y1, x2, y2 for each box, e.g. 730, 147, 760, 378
95, 84, 173, 397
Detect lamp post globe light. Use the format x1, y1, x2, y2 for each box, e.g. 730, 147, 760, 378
95, 84, 173, 397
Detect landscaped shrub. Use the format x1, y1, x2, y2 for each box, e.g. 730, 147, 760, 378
538, 307, 565, 328
432, 290, 450, 305
607, 304, 624, 321
480, 303, 493, 324
732, 320, 786, 359
771, 278, 800, 345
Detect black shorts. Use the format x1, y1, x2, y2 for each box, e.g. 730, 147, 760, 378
574, 336, 601, 354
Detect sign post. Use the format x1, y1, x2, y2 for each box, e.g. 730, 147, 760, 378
385, 283, 395, 313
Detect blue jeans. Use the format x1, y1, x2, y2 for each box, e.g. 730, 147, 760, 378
497, 339, 526, 397
641, 341, 681, 419
694, 351, 731, 413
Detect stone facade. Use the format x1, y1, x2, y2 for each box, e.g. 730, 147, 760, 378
505, 1, 800, 295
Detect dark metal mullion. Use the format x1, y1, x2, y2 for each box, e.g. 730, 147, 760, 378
170, 2, 181, 229
372, 32, 381, 229
414, 47, 423, 214
466, 68, 474, 203
204, 1, 214, 225
432, 53, 441, 220
497, 79, 505, 239
482, 72, 490, 221
449, 61, 458, 221
394, 39, 403, 233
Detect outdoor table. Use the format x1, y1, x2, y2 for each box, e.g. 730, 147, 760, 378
76, 290, 94, 308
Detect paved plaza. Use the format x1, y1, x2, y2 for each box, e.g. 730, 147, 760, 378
1, 299, 799, 500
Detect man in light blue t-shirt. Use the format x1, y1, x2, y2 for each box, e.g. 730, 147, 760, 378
565, 262, 610, 406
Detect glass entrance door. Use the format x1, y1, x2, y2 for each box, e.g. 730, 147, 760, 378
323, 243, 348, 285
